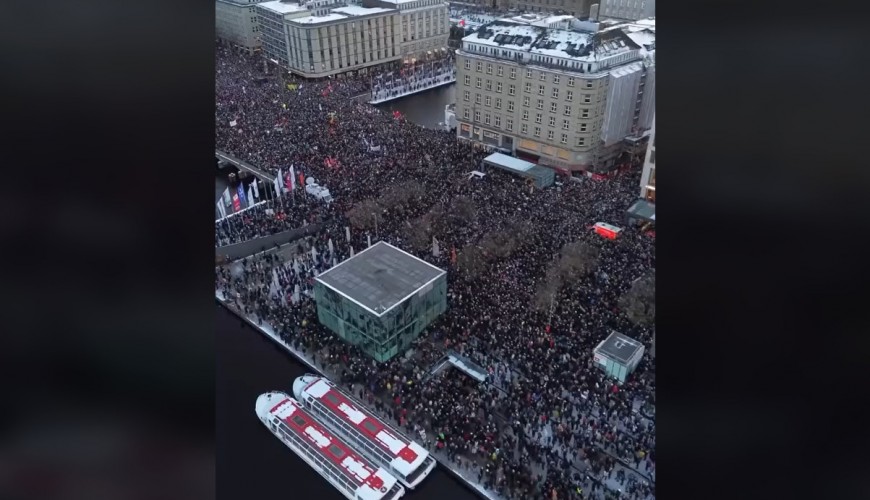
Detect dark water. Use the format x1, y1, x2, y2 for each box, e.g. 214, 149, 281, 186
216, 305, 478, 500
375, 84, 456, 129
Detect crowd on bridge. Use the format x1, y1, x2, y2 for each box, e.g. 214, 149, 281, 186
215, 44, 655, 500
371, 54, 456, 104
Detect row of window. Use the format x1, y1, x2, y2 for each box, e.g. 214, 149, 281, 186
309, 400, 399, 471
273, 420, 360, 494
461, 76, 593, 102
463, 59, 597, 88
462, 109, 589, 147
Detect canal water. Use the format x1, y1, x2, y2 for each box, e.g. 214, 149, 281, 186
216, 305, 479, 500
375, 84, 456, 129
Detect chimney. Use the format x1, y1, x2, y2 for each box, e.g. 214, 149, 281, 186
590, 3, 600, 21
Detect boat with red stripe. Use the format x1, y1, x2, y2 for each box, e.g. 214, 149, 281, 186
256, 392, 405, 500
293, 375, 437, 489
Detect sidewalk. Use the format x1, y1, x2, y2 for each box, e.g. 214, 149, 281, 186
215, 290, 507, 500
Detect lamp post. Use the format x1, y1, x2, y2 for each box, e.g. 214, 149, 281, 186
372, 212, 379, 241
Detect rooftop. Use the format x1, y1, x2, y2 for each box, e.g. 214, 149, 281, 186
316, 241, 446, 316
332, 5, 394, 16
595, 331, 645, 365
292, 12, 349, 24
257, 0, 309, 15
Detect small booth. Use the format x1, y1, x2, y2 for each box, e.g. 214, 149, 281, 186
593, 222, 623, 240
593, 331, 645, 384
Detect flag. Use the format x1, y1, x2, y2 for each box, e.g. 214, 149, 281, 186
287, 165, 296, 192
252, 179, 259, 199
273, 175, 281, 199
217, 201, 227, 220
237, 183, 248, 208
350, 246, 355, 257
451, 247, 457, 264
311, 245, 318, 261
327, 238, 334, 255
229, 120, 237, 127
432, 236, 440, 257
232, 193, 241, 212
345, 226, 351, 243
292, 284, 300, 304
248, 185, 255, 206
293, 259, 301, 275
222, 187, 231, 206
367, 234, 372, 248
298, 171, 305, 188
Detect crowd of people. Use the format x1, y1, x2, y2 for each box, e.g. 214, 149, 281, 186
215, 43, 655, 500
371, 55, 456, 103
215, 194, 334, 247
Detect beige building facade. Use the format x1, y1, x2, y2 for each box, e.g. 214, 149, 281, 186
364, 0, 450, 60
454, 20, 654, 172
257, 0, 403, 78
216, 0, 265, 51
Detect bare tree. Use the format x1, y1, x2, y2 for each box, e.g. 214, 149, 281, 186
456, 245, 487, 280
557, 241, 600, 282
403, 214, 433, 251
378, 180, 424, 212
620, 273, 655, 326
346, 199, 381, 230
533, 266, 562, 312
449, 196, 477, 226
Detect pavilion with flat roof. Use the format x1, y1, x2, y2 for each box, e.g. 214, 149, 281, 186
314, 241, 447, 362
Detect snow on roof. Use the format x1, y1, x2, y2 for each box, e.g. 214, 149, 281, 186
377, 0, 424, 4
257, 0, 308, 15
529, 29, 593, 59
292, 12, 349, 24
464, 23, 542, 51
332, 5, 394, 16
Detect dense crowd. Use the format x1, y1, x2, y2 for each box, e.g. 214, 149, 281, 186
371, 55, 456, 103
215, 194, 334, 247
215, 44, 655, 500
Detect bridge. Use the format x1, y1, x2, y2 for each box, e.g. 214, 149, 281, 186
215, 150, 274, 181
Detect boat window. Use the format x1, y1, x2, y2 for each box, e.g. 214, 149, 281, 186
328, 444, 346, 458
361, 420, 379, 433
324, 393, 341, 405
291, 415, 306, 426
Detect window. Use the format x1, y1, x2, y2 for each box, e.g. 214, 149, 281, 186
549, 116, 556, 127
291, 415, 306, 426
495, 98, 502, 109
486, 63, 492, 74
523, 96, 530, 107
507, 101, 515, 112
522, 110, 529, 121
328, 444, 346, 458
497, 66, 503, 77
474, 110, 481, 122
484, 113, 490, 125
552, 88, 559, 99
486, 80, 492, 91
580, 123, 588, 132
535, 113, 542, 124
475, 93, 481, 104
553, 75, 560, 84
524, 83, 531, 93
464, 59, 471, 70
463, 108, 470, 119
509, 84, 516, 96
494, 81, 502, 93
547, 130, 554, 140
510, 68, 517, 79
534, 126, 541, 137
506, 118, 513, 131
538, 85, 545, 96
476, 61, 482, 72
539, 71, 546, 81
521, 123, 528, 134
526, 69, 532, 78
536, 99, 544, 110
583, 94, 591, 103
550, 102, 558, 113
566, 90, 573, 102
577, 137, 586, 146
567, 77, 575, 87
585, 80, 593, 88
494, 115, 501, 127
564, 105, 572, 116
476, 77, 482, 89
463, 90, 470, 102
561, 133, 568, 144
464, 75, 471, 86
563, 119, 570, 130
485, 96, 491, 106
581, 108, 589, 118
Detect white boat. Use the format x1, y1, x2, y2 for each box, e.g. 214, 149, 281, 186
293, 375, 437, 489
256, 392, 406, 500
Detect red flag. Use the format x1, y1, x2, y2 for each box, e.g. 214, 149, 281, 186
450, 247, 457, 264
298, 172, 305, 187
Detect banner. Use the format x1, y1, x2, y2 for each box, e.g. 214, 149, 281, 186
286, 166, 295, 192
252, 179, 259, 199
286, 83, 298, 91
345, 226, 351, 243
248, 185, 255, 206
222, 187, 231, 206
237, 183, 248, 208
217, 201, 226, 220
232, 193, 241, 212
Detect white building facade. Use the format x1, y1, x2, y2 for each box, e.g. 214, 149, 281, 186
257, 0, 403, 78
640, 115, 654, 202
454, 20, 655, 172
216, 0, 266, 51
364, 0, 449, 60
599, 0, 655, 22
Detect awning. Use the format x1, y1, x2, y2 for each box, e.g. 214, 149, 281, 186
626, 199, 656, 222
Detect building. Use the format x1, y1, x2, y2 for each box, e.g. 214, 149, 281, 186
256, 0, 402, 78
639, 114, 654, 202
313, 241, 447, 362
454, 19, 654, 172
599, 0, 654, 21
593, 331, 645, 383
513, 0, 594, 18
363, 0, 450, 60
216, 0, 266, 51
